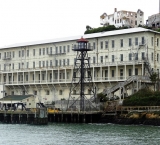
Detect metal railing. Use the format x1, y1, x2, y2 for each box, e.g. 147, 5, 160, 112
2, 76, 131, 85
103, 75, 150, 95
0, 60, 145, 73
119, 106, 160, 112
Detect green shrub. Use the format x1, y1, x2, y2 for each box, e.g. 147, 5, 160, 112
123, 89, 160, 106
84, 25, 119, 34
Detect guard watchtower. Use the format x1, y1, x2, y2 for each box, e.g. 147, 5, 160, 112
67, 37, 97, 112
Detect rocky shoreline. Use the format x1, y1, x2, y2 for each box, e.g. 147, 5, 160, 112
99, 112, 160, 126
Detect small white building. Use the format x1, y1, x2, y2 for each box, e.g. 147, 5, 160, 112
100, 8, 144, 28
0, 95, 36, 109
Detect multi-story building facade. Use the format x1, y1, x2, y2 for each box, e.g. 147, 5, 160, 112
100, 8, 144, 28
0, 27, 159, 104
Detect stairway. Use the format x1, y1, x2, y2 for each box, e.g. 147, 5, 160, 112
103, 57, 155, 97
103, 75, 150, 96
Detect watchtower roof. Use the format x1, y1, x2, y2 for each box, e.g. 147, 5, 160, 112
77, 37, 88, 43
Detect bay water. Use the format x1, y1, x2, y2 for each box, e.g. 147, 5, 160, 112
0, 123, 160, 145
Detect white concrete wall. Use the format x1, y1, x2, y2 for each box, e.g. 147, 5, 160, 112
22, 96, 36, 108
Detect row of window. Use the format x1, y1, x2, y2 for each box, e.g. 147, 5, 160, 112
99, 52, 145, 63
102, 68, 139, 78
12, 90, 51, 96
0, 45, 71, 59
4, 68, 139, 85
114, 19, 139, 25
99, 52, 160, 63
100, 37, 145, 49
0, 36, 159, 59
2, 59, 70, 70
1, 52, 159, 70
151, 37, 159, 46
1, 51, 159, 71
4, 72, 70, 82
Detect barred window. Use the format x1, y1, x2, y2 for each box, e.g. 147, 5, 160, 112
19, 51, 21, 57
100, 42, 103, 49
120, 54, 123, 61
105, 41, 109, 49
22, 50, 24, 57
129, 38, 132, 46
67, 59, 69, 65
135, 37, 138, 45
33, 61, 35, 68
43, 48, 45, 55
67, 45, 70, 52
112, 40, 114, 48
129, 53, 132, 61
39, 61, 41, 67
50, 47, 52, 54
100, 56, 103, 63
112, 55, 114, 62
63, 46, 66, 53
46, 48, 48, 54
120, 39, 123, 47
59, 46, 62, 53
93, 42, 95, 49
39, 48, 41, 55
33, 49, 35, 56
27, 50, 29, 57
56, 47, 58, 54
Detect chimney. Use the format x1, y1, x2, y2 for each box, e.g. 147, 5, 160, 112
114, 8, 117, 13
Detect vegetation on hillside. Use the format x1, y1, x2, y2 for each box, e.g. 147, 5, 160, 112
123, 89, 160, 106
84, 24, 160, 34
84, 25, 128, 34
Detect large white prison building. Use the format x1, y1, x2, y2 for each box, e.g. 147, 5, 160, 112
0, 27, 159, 104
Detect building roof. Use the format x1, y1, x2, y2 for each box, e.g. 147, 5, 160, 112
0, 95, 33, 101
0, 27, 159, 49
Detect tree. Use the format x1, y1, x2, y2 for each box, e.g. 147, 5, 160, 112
150, 72, 159, 91
86, 25, 92, 31
97, 93, 107, 102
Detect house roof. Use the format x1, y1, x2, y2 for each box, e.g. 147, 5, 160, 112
0, 95, 33, 101
0, 27, 159, 49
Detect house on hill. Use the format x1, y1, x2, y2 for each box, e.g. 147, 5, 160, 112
100, 8, 144, 28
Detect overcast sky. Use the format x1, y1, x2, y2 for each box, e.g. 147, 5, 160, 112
0, 0, 159, 47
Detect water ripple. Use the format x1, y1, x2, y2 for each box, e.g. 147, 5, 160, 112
0, 123, 160, 145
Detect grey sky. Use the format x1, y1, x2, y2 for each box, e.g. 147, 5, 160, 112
0, 0, 159, 47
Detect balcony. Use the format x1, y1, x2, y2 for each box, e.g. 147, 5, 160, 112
3, 76, 127, 86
